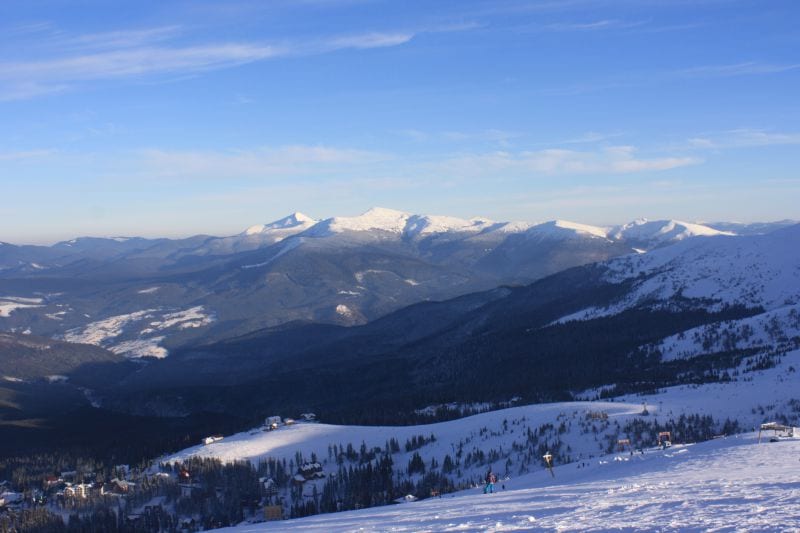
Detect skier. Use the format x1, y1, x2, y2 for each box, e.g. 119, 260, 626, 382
483, 468, 496, 494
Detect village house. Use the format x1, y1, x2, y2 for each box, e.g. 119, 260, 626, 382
297, 462, 325, 481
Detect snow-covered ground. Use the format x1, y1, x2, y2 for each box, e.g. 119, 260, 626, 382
648, 303, 800, 362
166, 348, 800, 532
570, 225, 799, 322
167, 400, 645, 467
63, 305, 214, 358
0, 295, 44, 317
222, 433, 800, 532
168, 349, 800, 467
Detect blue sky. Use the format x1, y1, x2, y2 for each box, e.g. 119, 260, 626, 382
1, 0, 798, 243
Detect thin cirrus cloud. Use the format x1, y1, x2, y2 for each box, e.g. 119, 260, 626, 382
540, 19, 649, 31
677, 62, 800, 78
0, 26, 420, 101
0, 149, 57, 161
685, 129, 800, 150
114, 143, 696, 184
136, 145, 390, 180
57, 25, 184, 51
541, 61, 800, 96
434, 145, 700, 178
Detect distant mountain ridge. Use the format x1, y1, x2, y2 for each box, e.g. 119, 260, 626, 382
103, 222, 800, 422
3, 207, 793, 252
0, 209, 794, 362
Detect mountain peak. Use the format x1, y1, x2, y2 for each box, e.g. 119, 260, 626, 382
361, 207, 409, 218
529, 220, 610, 239
322, 207, 411, 234
243, 212, 318, 236
612, 219, 733, 244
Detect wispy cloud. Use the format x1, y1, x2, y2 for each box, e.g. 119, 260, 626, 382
59, 26, 184, 51
0, 23, 444, 101
541, 19, 648, 31
557, 131, 626, 145
434, 145, 700, 177
136, 145, 390, 180
542, 61, 800, 96
395, 128, 521, 145
677, 62, 800, 78
685, 128, 800, 150
325, 32, 414, 50
3, 43, 283, 81
0, 149, 56, 161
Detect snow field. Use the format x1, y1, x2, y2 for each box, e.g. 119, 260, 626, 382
221, 434, 800, 532
63, 305, 214, 358
0, 295, 45, 317
166, 349, 800, 531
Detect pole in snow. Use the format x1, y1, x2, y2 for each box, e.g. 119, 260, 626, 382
543, 452, 554, 478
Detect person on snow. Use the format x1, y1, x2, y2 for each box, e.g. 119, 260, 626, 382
483, 469, 496, 494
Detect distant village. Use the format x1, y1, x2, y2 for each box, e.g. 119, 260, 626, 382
0, 413, 320, 531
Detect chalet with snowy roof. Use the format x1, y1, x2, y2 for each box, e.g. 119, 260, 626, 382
63, 483, 91, 499
109, 478, 133, 494
297, 462, 324, 481
202, 434, 224, 445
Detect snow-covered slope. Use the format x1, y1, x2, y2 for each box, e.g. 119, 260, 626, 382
648, 303, 800, 362
223, 433, 800, 532
169, 349, 800, 467
525, 219, 610, 240
705, 219, 797, 236
303, 208, 614, 243
303, 208, 500, 240
611, 218, 732, 247
62, 305, 215, 359
242, 212, 318, 239
559, 223, 800, 323
171, 348, 800, 532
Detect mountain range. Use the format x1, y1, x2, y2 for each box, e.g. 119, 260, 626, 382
0, 208, 797, 458
97, 223, 800, 423
1, 208, 793, 363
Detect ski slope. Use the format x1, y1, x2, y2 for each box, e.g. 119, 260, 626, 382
167, 400, 644, 467
166, 349, 800, 531
223, 433, 800, 532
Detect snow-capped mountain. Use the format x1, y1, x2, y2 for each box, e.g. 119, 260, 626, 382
0, 209, 794, 363
242, 211, 317, 237
106, 221, 799, 420
525, 219, 610, 240
705, 219, 798, 236
302, 207, 502, 241
559, 223, 800, 322
610, 218, 733, 248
